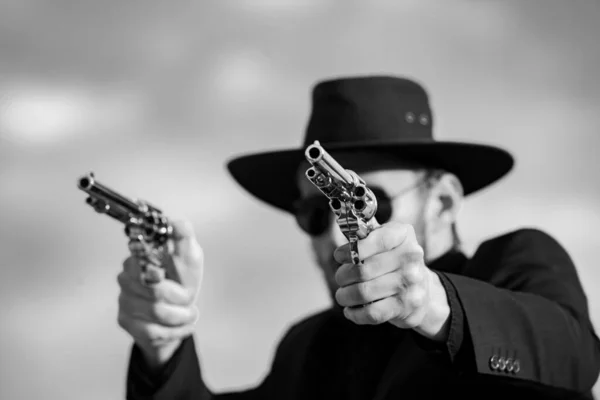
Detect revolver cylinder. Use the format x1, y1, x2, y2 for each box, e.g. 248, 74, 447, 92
304, 141, 379, 264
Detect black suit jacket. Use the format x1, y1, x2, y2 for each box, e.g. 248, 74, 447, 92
127, 228, 600, 399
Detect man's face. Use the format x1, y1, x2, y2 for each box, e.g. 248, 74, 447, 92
296, 168, 430, 303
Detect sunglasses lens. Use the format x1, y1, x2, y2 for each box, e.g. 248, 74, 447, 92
294, 197, 330, 236
295, 188, 396, 235
372, 188, 393, 224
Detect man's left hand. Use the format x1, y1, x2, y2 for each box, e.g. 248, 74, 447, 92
333, 221, 451, 341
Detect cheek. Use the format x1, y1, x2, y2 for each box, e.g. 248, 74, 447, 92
389, 196, 423, 226
388, 195, 429, 242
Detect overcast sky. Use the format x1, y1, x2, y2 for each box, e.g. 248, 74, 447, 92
1, 1, 599, 398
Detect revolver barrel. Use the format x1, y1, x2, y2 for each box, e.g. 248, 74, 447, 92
78, 173, 141, 213
78, 172, 145, 224
303, 140, 379, 251
305, 141, 354, 185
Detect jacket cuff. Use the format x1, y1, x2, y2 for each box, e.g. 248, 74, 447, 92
411, 271, 466, 364
127, 336, 210, 400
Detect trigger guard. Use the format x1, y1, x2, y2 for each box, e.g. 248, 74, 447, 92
350, 241, 360, 265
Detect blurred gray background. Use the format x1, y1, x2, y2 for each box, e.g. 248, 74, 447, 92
1, 0, 600, 398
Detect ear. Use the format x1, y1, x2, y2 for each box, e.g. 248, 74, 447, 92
428, 172, 464, 227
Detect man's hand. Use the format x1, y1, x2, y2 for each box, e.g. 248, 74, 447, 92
333, 222, 451, 341
117, 219, 203, 369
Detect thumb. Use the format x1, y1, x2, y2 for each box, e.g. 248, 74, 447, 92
164, 219, 204, 292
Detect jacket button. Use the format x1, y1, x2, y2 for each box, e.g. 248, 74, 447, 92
498, 357, 507, 371
505, 358, 514, 373
512, 359, 521, 374
489, 355, 500, 371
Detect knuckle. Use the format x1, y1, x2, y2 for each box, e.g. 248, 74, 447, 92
408, 242, 424, 257
381, 223, 411, 251
184, 241, 204, 266
400, 223, 415, 241
174, 219, 197, 241
402, 245, 424, 267
189, 306, 200, 324
180, 306, 193, 325
182, 288, 195, 305
405, 287, 427, 309
379, 230, 394, 252
393, 273, 407, 292
186, 241, 204, 263
150, 303, 167, 321
149, 284, 166, 302
358, 260, 374, 281
403, 263, 424, 285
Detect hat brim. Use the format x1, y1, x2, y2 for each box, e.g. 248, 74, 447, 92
226, 141, 514, 214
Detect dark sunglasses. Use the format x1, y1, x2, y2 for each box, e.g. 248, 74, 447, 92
292, 187, 394, 237
293, 174, 438, 237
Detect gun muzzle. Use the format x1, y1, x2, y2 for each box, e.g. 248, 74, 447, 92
77, 172, 141, 216
353, 184, 367, 199
305, 167, 331, 187
78, 174, 94, 190
305, 141, 354, 185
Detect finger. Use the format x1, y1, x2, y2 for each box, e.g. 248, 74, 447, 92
343, 296, 403, 325
123, 255, 163, 279
335, 271, 402, 307
123, 256, 143, 279
118, 272, 194, 306
118, 315, 197, 347
128, 240, 146, 254
335, 250, 403, 287
170, 219, 197, 241
123, 255, 164, 285
170, 219, 202, 262
334, 221, 412, 263
166, 219, 204, 285
118, 293, 198, 327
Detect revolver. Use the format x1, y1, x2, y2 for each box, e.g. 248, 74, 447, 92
77, 172, 173, 285
304, 140, 379, 265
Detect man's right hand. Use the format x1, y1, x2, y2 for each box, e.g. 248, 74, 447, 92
117, 219, 204, 370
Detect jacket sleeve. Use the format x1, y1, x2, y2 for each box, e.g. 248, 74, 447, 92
127, 336, 214, 400
442, 228, 600, 392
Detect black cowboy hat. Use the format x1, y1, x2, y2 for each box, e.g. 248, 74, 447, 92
227, 75, 514, 214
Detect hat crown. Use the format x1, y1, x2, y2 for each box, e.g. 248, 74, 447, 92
303, 76, 435, 147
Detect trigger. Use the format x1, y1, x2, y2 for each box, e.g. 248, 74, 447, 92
350, 241, 360, 265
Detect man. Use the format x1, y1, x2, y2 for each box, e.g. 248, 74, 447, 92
119, 76, 600, 399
